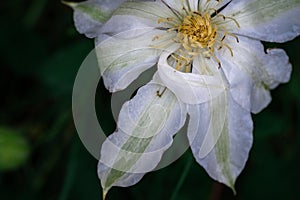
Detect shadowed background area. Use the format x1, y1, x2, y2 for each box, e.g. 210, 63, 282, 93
0, 0, 299, 200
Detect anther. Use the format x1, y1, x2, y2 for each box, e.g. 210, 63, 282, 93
226, 32, 239, 43
193, 11, 202, 16
156, 87, 167, 97
223, 43, 233, 56
221, 35, 226, 41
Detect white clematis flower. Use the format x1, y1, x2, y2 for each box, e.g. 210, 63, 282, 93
67, 0, 299, 198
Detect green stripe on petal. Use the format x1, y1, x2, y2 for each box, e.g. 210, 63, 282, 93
221, 0, 300, 42
103, 136, 153, 189
214, 117, 235, 190
98, 83, 187, 194
64, 1, 111, 23
63, 0, 126, 38
188, 91, 253, 192
197, 90, 227, 159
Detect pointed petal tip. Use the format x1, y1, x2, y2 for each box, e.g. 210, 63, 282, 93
61, 0, 77, 8
217, 180, 236, 195
225, 179, 237, 195
231, 185, 237, 196
102, 188, 109, 200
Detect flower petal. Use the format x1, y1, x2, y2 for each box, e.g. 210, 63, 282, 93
157, 52, 226, 104
114, 1, 179, 23
64, 0, 126, 38
162, 0, 230, 12
221, 0, 300, 42
188, 91, 253, 191
188, 91, 227, 159
96, 26, 176, 92
98, 82, 187, 194
219, 36, 292, 113
99, 15, 157, 37
161, 0, 199, 12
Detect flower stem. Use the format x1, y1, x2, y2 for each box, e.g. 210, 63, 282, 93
170, 156, 193, 200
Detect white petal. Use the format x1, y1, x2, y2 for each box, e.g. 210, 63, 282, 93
99, 14, 159, 36
188, 91, 227, 159
157, 52, 226, 104
250, 85, 271, 114
114, 1, 179, 23
188, 91, 253, 191
219, 36, 292, 113
96, 26, 175, 92
98, 83, 187, 192
219, 57, 253, 113
65, 0, 126, 38
188, 0, 199, 11
159, 0, 183, 11
263, 48, 292, 89
160, 0, 198, 12
221, 0, 300, 42
160, 0, 232, 15
198, 0, 232, 13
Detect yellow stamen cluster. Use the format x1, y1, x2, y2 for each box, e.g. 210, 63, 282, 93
152, 0, 241, 72
170, 11, 220, 71
177, 12, 217, 51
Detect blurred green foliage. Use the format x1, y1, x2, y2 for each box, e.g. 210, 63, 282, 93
0, 127, 29, 170
0, 0, 299, 200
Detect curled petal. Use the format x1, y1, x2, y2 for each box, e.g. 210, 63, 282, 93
219, 36, 292, 113
157, 52, 226, 104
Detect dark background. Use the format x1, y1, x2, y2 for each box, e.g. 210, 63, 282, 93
0, 0, 299, 199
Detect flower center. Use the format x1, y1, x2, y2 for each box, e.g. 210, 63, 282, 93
171, 11, 221, 71
152, 0, 241, 72
177, 12, 217, 51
